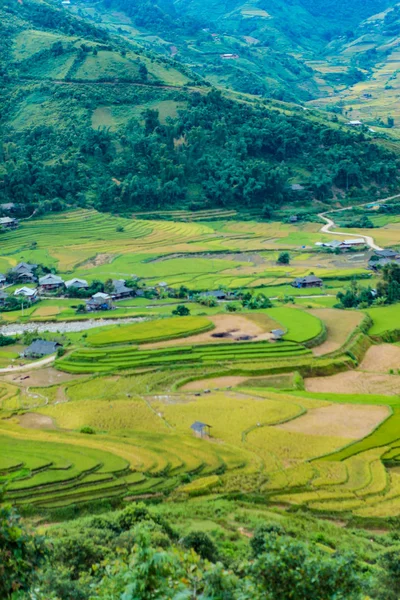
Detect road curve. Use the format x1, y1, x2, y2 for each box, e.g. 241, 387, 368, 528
0, 355, 55, 374
318, 193, 400, 251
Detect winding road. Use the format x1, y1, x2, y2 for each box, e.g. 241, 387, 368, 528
318, 193, 400, 251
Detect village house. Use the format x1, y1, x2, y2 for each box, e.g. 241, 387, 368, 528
292, 275, 323, 289
0, 290, 8, 307
271, 328, 285, 341
39, 274, 65, 292
0, 203, 16, 212
0, 274, 6, 287
111, 279, 132, 300
190, 421, 212, 439
14, 287, 38, 302
347, 120, 363, 126
0, 216, 18, 229
375, 249, 400, 259
86, 292, 113, 311
11, 262, 38, 282
202, 290, 230, 300
65, 278, 89, 290
316, 239, 365, 252
23, 340, 61, 358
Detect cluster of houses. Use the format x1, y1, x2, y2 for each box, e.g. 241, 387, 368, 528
368, 248, 400, 270
315, 238, 366, 252
0, 262, 137, 312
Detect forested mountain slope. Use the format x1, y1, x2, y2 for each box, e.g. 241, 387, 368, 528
1, 0, 399, 217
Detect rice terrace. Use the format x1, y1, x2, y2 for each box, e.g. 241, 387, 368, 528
0, 204, 399, 529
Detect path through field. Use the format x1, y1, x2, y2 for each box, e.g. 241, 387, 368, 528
318, 193, 400, 250
0, 355, 55, 374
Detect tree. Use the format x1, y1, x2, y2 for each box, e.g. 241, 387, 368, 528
182, 531, 218, 562
172, 304, 190, 316
0, 494, 47, 598
277, 252, 290, 265
378, 547, 400, 599
252, 535, 362, 600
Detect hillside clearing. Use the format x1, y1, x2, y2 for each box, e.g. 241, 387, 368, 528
277, 404, 390, 439
310, 308, 364, 355
305, 370, 400, 396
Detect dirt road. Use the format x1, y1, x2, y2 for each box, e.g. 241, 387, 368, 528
318, 193, 400, 251
0, 355, 55, 374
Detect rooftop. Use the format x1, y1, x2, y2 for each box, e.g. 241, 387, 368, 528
24, 340, 59, 356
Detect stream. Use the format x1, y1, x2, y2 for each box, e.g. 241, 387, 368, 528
0, 316, 146, 336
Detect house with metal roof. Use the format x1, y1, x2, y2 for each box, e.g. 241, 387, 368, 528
0, 274, 6, 287
11, 262, 37, 282
0, 216, 18, 229
271, 328, 285, 340
65, 278, 89, 289
14, 287, 38, 302
23, 340, 61, 358
111, 279, 132, 299
190, 421, 212, 438
0, 290, 8, 307
86, 292, 113, 311
39, 274, 65, 291
292, 275, 323, 289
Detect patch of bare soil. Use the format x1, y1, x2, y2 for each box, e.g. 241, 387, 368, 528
305, 370, 400, 396
310, 309, 364, 356
277, 404, 389, 439
182, 376, 248, 391
1, 368, 83, 387
81, 253, 115, 268
143, 314, 275, 349
359, 344, 400, 372
18, 412, 56, 430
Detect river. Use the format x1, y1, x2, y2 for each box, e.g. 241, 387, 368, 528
0, 317, 146, 337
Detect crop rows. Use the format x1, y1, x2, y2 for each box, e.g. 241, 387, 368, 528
0, 427, 247, 510
58, 340, 311, 373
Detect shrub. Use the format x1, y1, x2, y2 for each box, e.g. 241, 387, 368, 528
0, 500, 47, 598
172, 305, 190, 316
182, 530, 218, 562
80, 426, 96, 434
277, 252, 290, 265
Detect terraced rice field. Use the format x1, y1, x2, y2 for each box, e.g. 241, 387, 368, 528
57, 339, 312, 373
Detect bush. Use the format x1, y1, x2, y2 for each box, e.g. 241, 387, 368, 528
277, 251, 290, 265
0, 500, 47, 598
182, 531, 218, 562
172, 305, 190, 316
80, 426, 96, 434
0, 334, 14, 346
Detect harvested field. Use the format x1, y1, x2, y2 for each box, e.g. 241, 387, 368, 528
277, 404, 389, 439
359, 344, 400, 372
0, 367, 84, 387
182, 376, 248, 391
143, 314, 278, 349
310, 309, 364, 356
18, 413, 56, 430
305, 370, 400, 396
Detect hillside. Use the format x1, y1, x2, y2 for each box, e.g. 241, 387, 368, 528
1, 0, 400, 217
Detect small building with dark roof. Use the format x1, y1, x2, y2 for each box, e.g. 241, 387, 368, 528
23, 340, 60, 358
65, 278, 89, 290
292, 275, 323, 289
39, 274, 65, 291
111, 279, 132, 299
375, 249, 400, 259
190, 421, 212, 438
0, 290, 8, 306
202, 290, 227, 300
0, 274, 6, 287
12, 263, 37, 282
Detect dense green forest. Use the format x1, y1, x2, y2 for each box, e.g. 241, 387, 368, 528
1, 0, 400, 218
